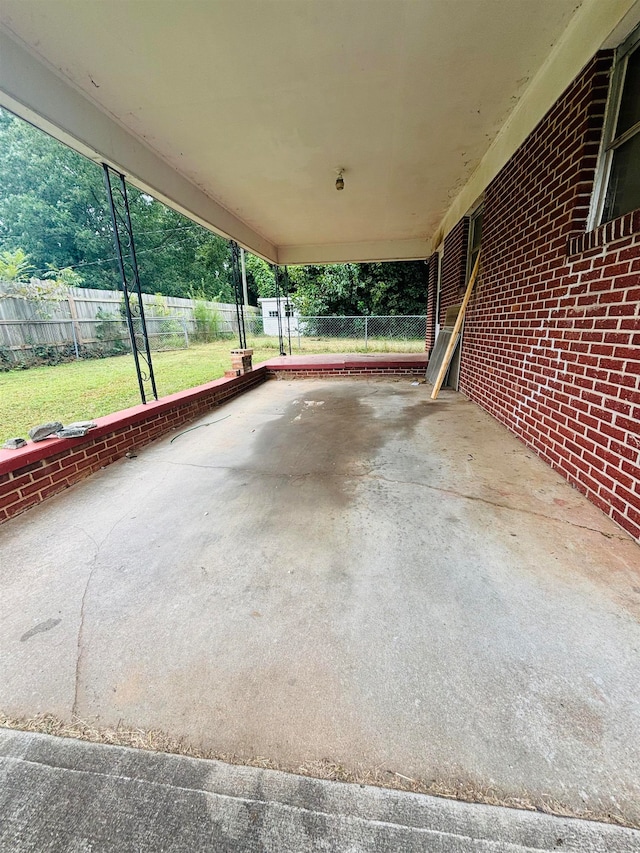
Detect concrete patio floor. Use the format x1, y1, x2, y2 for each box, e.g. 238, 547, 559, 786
1, 379, 639, 826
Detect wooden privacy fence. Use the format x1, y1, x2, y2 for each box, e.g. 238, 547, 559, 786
0, 283, 260, 364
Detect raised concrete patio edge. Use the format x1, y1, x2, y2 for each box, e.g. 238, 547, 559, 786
0, 729, 637, 852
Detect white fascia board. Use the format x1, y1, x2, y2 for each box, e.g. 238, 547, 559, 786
278, 238, 431, 266
0, 29, 278, 264
434, 0, 638, 246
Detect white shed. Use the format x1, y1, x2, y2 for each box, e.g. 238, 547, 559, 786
258, 297, 301, 337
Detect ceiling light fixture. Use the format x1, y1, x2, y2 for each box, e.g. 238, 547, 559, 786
335, 168, 345, 191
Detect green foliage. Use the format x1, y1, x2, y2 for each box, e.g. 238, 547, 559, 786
0, 248, 33, 281
0, 108, 236, 300
3, 342, 78, 370
147, 293, 181, 338
30, 344, 70, 366
119, 293, 139, 319
288, 265, 354, 315
0, 344, 13, 371
95, 307, 128, 355
193, 300, 225, 342
43, 264, 85, 288
6, 277, 68, 306
358, 262, 428, 315
289, 261, 427, 316
244, 253, 275, 299
0, 108, 114, 288
151, 293, 170, 316
0, 109, 427, 314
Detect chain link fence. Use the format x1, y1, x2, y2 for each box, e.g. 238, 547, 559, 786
279, 315, 427, 352
0, 308, 426, 368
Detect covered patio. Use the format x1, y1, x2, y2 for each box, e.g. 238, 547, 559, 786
2, 378, 639, 826
1, 0, 640, 844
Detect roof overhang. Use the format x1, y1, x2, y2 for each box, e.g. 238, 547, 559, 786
0, 0, 638, 264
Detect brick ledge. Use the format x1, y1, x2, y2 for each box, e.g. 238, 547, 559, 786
0, 367, 266, 479
567, 208, 640, 257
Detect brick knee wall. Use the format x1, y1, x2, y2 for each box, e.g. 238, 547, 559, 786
0, 368, 266, 523
436, 52, 640, 542
266, 368, 426, 380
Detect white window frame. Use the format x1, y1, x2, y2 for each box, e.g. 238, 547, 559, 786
588, 24, 640, 229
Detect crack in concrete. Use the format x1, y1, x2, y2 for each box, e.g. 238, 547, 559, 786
166, 461, 238, 471
70, 469, 171, 717
70, 527, 100, 719
164, 460, 629, 540
367, 474, 631, 539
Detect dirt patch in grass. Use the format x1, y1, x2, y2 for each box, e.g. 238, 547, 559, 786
1, 712, 635, 829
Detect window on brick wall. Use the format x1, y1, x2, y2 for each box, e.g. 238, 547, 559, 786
591, 24, 640, 226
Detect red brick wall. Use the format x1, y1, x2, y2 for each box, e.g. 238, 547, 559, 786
0, 368, 266, 524
268, 368, 426, 380
440, 219, 469, 323
425, 253, 439, 353
438, 52, 640, 542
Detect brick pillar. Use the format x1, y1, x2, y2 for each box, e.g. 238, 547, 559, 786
225, 348, 253, 377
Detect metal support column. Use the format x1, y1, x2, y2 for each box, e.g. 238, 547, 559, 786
230, 242, 247, 349
283, 266, 292, 356
273, 265, 286, 356
102, 164, 157, 404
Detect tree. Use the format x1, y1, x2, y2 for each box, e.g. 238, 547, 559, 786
289, 261, 427, 316
0, 249, 72, 306
0, 108, 428, 312
244, 253, 275, 299
43, 264, 85, 288
357, 262, 428, 315
0, 248, 33, 281
0, 109, 114, 288
0, 108, 236, 300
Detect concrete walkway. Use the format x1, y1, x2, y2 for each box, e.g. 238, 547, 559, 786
1, 729, 638, 852
1, 380, 639, 827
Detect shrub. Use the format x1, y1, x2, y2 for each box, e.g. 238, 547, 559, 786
193, 300, 224, 342
96, 307, 128, 353
0, 345, 14, 371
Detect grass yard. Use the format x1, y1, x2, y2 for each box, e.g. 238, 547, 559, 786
0, 341, 272, 441
0, 335, 424, 440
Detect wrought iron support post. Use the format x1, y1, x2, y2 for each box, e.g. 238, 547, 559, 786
283, 266, 292, 356
230, 242, 247, 349
102, 164, 157, 404
273, 265, 286, 356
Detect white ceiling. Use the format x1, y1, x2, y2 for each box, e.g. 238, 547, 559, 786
0, 0, 633, 263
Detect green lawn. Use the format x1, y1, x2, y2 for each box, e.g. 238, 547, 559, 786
0, 335, 424, 440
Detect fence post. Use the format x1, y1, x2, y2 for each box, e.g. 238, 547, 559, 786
67, 295, 83, 358
364, 316, 368, 351
182, 317, 189, 348
68, 319, 79, 359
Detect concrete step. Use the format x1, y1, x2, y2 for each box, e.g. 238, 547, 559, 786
0, 729, 637, 852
